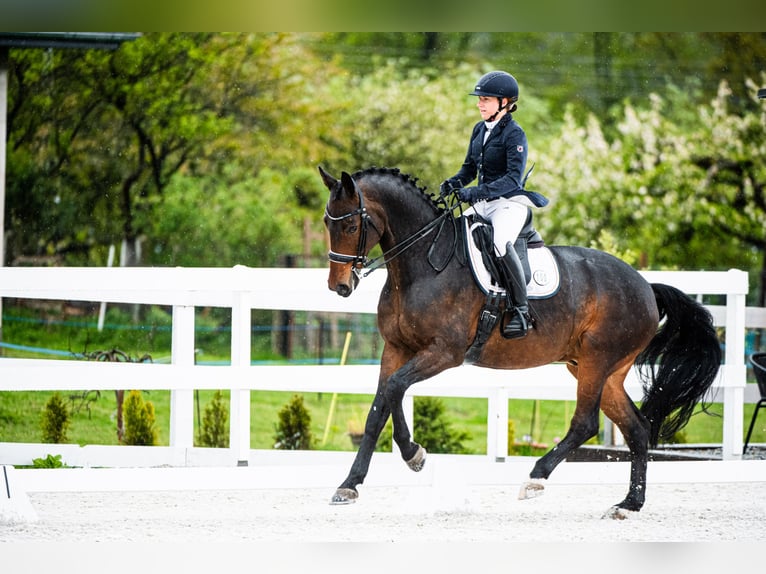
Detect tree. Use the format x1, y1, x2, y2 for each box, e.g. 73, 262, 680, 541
6, 33, 345, 267
6, 32, 766, 278
534, 78, 766, 307
688, 79, 766, 306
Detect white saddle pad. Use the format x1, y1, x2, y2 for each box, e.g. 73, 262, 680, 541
465, 219, 560, 299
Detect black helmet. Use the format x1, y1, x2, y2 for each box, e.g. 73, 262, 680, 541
470, 71, 519, 101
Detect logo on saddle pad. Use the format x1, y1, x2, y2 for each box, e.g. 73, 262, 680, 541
465, 219, 560, 299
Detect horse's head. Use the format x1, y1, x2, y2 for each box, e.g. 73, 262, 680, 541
319, 166, 383, 297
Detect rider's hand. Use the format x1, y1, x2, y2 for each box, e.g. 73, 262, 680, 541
457, 187, 476, 203
439, 180, 455, 197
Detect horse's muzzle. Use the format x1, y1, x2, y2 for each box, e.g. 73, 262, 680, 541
328, 269, 359, 298
335, 283, 353, 297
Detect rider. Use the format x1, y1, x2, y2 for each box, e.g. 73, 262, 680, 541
440, 70, 548, 339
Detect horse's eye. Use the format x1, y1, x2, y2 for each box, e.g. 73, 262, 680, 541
346, 224, 358, 234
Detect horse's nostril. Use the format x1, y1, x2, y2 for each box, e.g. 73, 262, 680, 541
336, 284, 351, 297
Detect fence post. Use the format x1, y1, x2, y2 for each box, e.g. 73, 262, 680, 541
170, 305, 195, 451
487, 387, 508, 461
230, 291, 251, 466
721, 269, 748, 460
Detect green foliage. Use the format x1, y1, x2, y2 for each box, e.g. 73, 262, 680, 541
535, 79, 766, 298
40, 392, 70, 444
6, 33, 766, 301
123, 390, 158, 446
273, 394, 314, 450
370, 397, 473, 454
412, 396, 472, 454
145, 169, 313, 267
198, 391, 229, 448
375, 419, 393, 452
32, 453, 67, 468
667, 429, 689, 445
1, 388, 759, 453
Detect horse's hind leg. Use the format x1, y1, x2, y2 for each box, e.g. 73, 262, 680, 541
598, 377, 651, 518
519, 359, 608, 500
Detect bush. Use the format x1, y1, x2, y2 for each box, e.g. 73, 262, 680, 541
198, 390, 229, 448
375, 419, 393, 452
32, 453, 67, 468
373, 397, 473, 454
40, 392, 70, 443
273, 394, 314, 450
123, 390, 158, 446
414, 396, 472, 454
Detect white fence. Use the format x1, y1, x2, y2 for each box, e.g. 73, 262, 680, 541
0, 266, 756, 467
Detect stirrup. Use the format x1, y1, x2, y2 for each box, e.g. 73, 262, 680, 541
501, 307, 528, 340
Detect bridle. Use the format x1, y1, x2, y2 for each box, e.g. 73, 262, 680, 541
324, 182, 380, 271
324, 183, 458, 279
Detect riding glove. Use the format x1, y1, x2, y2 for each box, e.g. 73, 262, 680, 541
439, 180, 457, 197
457, 186, 478, 203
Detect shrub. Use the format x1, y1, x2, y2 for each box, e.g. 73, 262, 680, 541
32, 453, 67, 468
273, 394, 314, 450
507, 419, 516, 455
375, 419, 393, 452
123, 390, 158, 446
40, 392, 70, 444
199, 390, 229, 448
373, 397, 473, 454
414, 396, 472, 454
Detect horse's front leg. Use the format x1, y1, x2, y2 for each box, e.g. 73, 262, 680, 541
384, 348, 462, 471
331, 388, 391, 504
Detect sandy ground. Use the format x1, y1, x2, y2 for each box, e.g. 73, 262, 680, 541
3, 480, 765, 543
1, 478, 764, 574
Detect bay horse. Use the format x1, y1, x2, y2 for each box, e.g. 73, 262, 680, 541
319, 165, 720, 518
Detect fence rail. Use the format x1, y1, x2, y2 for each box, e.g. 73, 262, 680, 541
0, 266, 755, 466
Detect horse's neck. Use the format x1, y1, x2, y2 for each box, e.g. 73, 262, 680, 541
378, 207, 460, 289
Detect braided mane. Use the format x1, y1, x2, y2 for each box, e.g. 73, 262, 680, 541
351, 167, 442, 211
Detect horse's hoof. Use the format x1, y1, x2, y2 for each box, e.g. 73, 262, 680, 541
518, 478, 546, 500
406, 445, 427, 472
602, 505, 637, 520
330, 488, 358, 505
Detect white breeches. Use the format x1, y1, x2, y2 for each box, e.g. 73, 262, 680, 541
471, 197, 530, 256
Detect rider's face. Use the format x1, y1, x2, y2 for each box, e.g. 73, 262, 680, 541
477, 95, 507, 121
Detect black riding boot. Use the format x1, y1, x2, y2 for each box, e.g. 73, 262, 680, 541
499, 244, 529, 339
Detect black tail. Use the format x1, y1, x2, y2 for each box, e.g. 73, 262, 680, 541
637, 283, 721, 447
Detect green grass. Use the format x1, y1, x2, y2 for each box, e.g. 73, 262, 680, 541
1, 300, 764, 454
3, 388, 761, 455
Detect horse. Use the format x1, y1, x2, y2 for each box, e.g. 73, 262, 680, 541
319, 165, 721, 518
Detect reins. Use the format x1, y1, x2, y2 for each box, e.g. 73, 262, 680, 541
325, 186, 463, 279
360, 209, 453, 277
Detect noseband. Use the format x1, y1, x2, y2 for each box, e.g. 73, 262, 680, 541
324, 183, 380, 271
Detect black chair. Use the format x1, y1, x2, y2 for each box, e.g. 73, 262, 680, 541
743, 352, 766, 454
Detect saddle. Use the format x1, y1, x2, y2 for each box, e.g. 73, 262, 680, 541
462, 211, 559, 299
461, 210, 560, 364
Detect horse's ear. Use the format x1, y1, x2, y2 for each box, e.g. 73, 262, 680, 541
340, 171, 357, 199
318, 165, 338, 191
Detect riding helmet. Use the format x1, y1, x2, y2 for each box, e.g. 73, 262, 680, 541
470, 71, 519, 101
